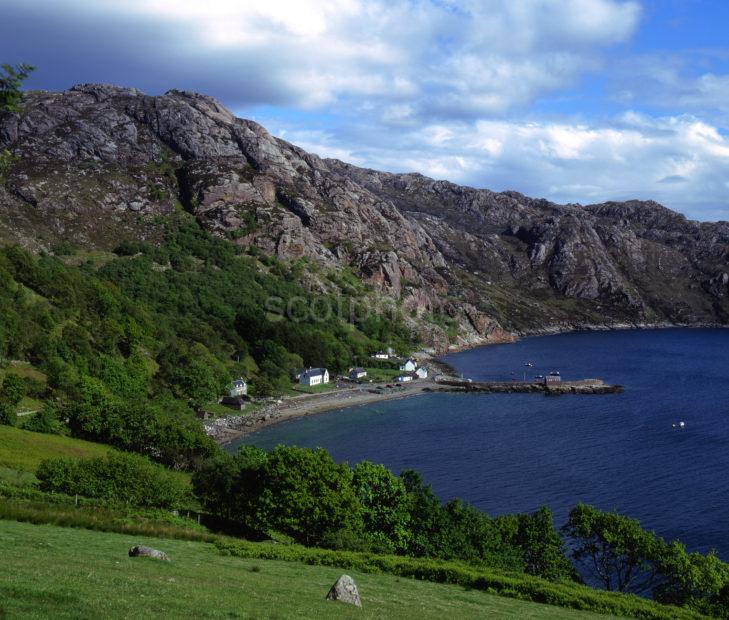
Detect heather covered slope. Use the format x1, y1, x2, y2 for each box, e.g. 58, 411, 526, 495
1, 84, 728, 351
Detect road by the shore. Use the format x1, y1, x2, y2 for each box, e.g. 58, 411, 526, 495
206, 380, 442, 445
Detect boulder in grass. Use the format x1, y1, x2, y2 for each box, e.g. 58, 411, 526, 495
128, 545, 170, 561
325, 574, 361, 608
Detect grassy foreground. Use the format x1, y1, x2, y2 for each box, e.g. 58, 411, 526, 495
0, 520, 614, 620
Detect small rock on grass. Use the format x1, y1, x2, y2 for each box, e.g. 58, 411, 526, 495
326, 574, 362, 608
128, 545, 170, 561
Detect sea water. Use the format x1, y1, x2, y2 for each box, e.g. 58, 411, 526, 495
231, 328, 729, 558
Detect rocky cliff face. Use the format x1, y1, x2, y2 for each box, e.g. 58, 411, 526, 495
2, 84, 728, 352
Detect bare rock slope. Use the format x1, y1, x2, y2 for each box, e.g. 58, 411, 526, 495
2, 84, 728, 350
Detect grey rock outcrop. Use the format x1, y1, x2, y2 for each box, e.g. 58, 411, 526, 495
325, 574, 362, 607
2, 84, 729, 349
128, 545, 170, 561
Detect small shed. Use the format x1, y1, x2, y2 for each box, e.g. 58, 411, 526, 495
545, 371, 561, 385
221, 395, 247, 411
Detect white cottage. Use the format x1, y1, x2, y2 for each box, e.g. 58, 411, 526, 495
399, 358, 417, 372
299, 368, 330, 387
228, 378, 248, 397
394, 374, 413, 383
414, 367, 428, 379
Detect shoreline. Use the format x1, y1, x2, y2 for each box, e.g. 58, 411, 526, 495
207, 322, 725, 445
207, 382, 441, 446
444, 320, 728, 354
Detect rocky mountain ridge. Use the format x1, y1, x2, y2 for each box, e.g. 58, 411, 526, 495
1, 83, 728, 352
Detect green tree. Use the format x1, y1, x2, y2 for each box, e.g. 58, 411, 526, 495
654, 540, 729, 612
0, 402, 16, 426
192, 446, 268, 524
352, 461, 411, 552
1, 373, 26, 406
562, 503, 665, 593
496, 506, 576, 581
255, 446, 362, 545
0, 64, 34, 181
0, 63, 34, 112
23, 403, 64, 435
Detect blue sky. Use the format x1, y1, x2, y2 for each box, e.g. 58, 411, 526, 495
2, 0, 729, 221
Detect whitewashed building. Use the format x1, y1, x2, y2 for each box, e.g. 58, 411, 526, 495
299, 368, 330, 387
394, 374, 413, 382
349, 367, 367, 380
399, 358, 417, 372
228, 378, 248, 397
414, 367, 428, 379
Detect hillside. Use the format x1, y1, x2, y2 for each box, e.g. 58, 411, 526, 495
2, 520, 705, 619
1, 520, 613, 620
1, 85, 728, 352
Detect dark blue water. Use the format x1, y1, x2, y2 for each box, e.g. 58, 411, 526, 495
231, 328, 729, 558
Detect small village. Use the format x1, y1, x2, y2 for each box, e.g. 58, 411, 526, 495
202, 350, 622, 444
210, 348, 432, 417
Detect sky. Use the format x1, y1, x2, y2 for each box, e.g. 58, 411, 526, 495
2, 0, 729, 221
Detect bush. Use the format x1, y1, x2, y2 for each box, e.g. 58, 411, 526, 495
216, 540, 702, 620
1, 373, 26, 406
22, 404, 64, 435
0, 403, 17, 426
36, 452, 190, 509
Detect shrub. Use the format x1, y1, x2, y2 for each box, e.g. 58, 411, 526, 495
216, 540, 703, 620
36, 452, 190, 509
22, 404, 64, 435
0, 402, 16, 426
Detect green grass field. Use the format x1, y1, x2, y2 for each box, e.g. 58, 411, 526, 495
0, 520, 616, 619
0, 426, 113, 472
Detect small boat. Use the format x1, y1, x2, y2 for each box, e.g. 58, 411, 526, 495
525, 362, 533, 367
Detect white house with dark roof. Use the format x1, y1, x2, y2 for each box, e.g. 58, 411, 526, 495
299, 368, 330, 387
228, 378, 248, 397
349, 367, 367, 380
399, 358, 417, 372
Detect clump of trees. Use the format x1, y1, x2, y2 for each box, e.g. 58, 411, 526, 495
563, 503, 729, 616
36, 452, 191, 509
0, 372, 26, 425
191, 444, 729, 615
192, 445, 570, 578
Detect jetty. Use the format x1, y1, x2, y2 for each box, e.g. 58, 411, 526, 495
433, 377, 623, 395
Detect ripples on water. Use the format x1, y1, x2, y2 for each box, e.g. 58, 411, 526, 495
232, 328, 729, 558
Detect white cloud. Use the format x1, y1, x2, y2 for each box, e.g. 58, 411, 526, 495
611, 53, 729, 120
272, 113, 729, 221
48, 0, 640, 116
